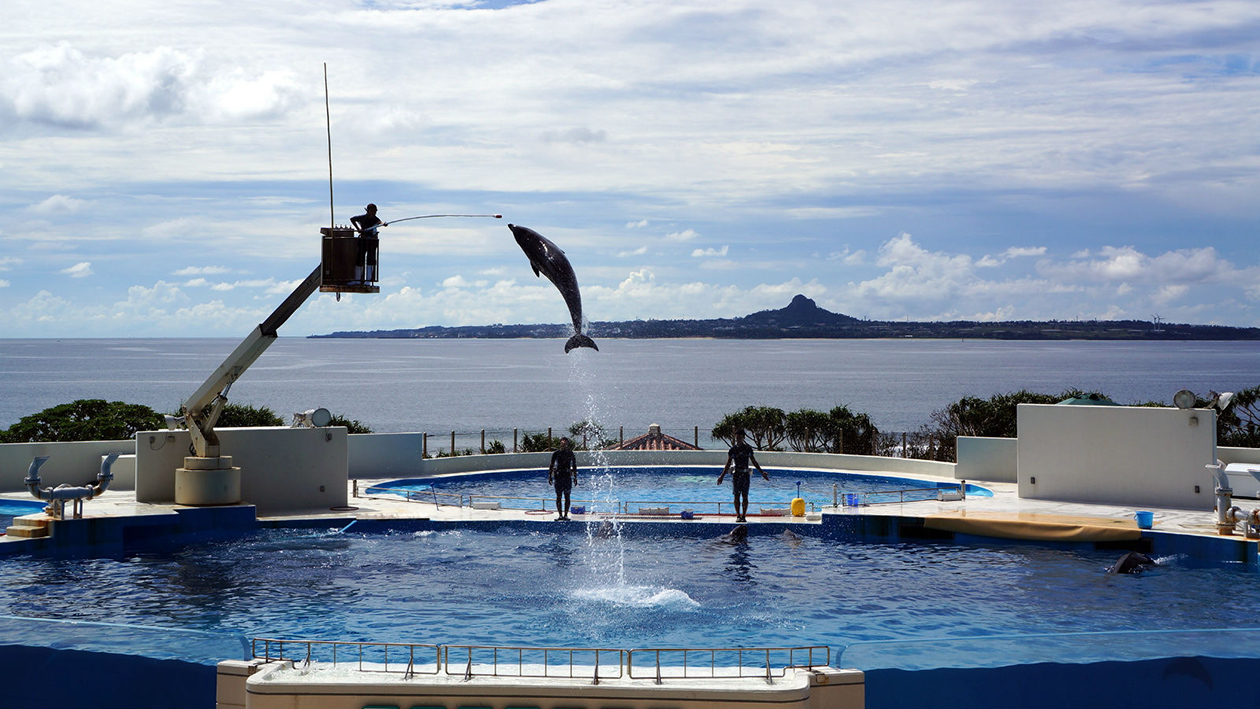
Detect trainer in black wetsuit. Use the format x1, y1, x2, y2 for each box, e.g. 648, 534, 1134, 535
716, 429, 768, 523
349, 203, 385, 282
548, 437, 578, 520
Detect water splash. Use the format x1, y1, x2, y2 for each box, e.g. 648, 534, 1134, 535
572, 585, 700, 610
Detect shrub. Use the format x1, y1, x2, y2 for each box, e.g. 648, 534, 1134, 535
327, 414, 373, 434
0, 399, 164, 443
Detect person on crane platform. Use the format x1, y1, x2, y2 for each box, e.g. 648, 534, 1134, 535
350, 204, 386, 282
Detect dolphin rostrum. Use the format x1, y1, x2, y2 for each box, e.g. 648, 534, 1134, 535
508, 224, 598, 353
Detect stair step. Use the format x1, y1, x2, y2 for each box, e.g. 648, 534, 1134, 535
5, 515, 51, 538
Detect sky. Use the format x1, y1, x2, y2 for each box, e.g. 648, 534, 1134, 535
1, 0, 1258, 337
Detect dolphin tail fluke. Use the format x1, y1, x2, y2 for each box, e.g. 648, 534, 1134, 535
564, 334, 599, 353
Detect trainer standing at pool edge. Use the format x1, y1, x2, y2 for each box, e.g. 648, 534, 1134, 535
548, 437, 578, 521
717, 429, 768, 523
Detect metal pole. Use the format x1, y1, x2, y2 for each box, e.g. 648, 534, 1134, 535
694, 425, 699, 448
481, 429, 485, 454
323, 64, 334, 231
619, 426, 623, 446
422, 432, 427, 458
451, 430, 456, 454
902, 432, 907, 458
514, 428, 518, 453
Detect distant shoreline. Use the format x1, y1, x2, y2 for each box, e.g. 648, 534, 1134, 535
312, 294, 1260, 342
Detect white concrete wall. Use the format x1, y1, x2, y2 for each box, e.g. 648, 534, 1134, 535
1016, 404, 1217, 509
0, 439, 136, 493
1219, 446, 1260, 466
135, 427, 348, 513
956, 436, 1018, 483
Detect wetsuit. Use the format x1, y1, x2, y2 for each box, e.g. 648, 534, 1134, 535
350, 212, 382, 280
550, 448, 576, 492
728, 441, 755, 495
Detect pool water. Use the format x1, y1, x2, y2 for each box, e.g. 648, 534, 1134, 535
0, 499, 46, 531
1, 524, 1256, 670
370, 466, 991, 512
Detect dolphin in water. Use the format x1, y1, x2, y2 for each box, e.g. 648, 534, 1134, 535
508, 224, 598, 353
1107, 551, 1156, 574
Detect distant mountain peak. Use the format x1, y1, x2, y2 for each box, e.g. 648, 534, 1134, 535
742, 295, 858, 326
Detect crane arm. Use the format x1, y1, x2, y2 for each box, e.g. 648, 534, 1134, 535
182, 264, 323, 457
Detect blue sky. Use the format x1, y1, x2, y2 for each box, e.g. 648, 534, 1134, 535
1, 0, 1258, 337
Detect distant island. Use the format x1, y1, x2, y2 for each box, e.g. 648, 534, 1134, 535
312, 294, 1260, 341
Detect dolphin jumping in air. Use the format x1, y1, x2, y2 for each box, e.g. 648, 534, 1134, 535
508, 224, 599, 353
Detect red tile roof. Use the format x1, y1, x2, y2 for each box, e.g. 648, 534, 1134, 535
613, 423, 701, 451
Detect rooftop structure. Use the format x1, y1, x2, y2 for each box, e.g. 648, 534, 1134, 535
613, 423, 701, 451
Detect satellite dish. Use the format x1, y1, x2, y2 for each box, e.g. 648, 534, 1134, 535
1212, 391, 1234, 411
309, 407, 333, 427
1173, 390, 1197, 410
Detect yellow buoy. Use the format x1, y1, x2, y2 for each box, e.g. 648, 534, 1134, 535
790, 497, 806, 517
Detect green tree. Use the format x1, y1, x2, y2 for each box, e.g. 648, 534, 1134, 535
785, 409, 832, 452
0, 399, 164, 443
568, 419, 616, 450
827, 405, 879, 455
712, 406, 786, 450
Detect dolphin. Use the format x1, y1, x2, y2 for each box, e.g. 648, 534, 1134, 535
1107, 551, 1156, 574
508, 224, 599, 353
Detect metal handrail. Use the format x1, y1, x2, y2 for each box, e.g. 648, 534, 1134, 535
249, 639, 828, 683
627, 646, 830, 682
364, 486, 465, 507
251, 638, 441, 675
441, 644, 625, 683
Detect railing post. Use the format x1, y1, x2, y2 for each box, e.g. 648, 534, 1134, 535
619, 425, 624, 446
514, 428, 518, 453
451, 430, 456, 455
481, 429, 485, 454
902, 432, 907, 458
694, 425, 699, 448
422, 432, 428, 458
548, 427, 552, 445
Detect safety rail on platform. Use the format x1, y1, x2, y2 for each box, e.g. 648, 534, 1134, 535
251, 638, 441, 676
249, 639, 829, 685
628, 646, 830, 684
443, 645, 625, 683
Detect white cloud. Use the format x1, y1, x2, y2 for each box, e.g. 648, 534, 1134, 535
665, 229, 699, 242
0, 257, 22, 271
617, 245, 648, 258
1004, 246, 1046, 258
0, 280, 9, 288
28, 195, 88, 214
691, 245, 729, 258
60, 261, 93, 278
626, 220, 649, 229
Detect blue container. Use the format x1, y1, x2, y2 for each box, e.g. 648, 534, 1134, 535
1134, 510, 1154, 529
843, 493, 859, 506
681, 510, 695, 520
570, 506, 585, 515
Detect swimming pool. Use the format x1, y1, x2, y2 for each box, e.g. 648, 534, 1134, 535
2, 521, 1256, 667
0, 499, 46, 531
367, 465, 992, 513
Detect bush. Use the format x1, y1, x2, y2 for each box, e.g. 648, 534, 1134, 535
327, 414, 373, 434
520, 431, 561, 452
0, 399, 164, 443
208, 403, 284, 428
484, 440, 506, 454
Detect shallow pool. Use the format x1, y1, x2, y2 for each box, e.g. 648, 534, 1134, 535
1, 523, 1256, 670
369, 466, 990, 513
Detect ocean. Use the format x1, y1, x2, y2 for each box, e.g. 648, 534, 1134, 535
2, 338, 1258, 448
